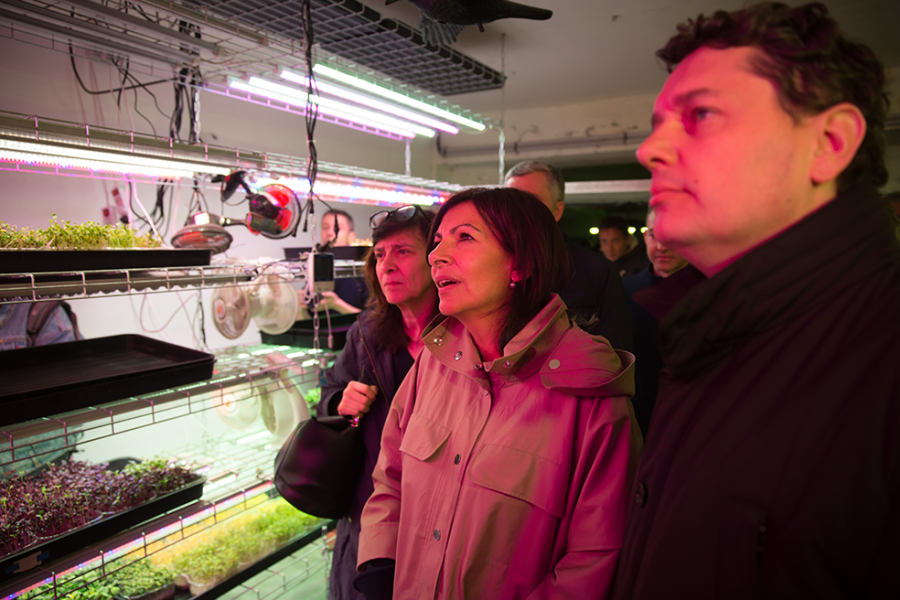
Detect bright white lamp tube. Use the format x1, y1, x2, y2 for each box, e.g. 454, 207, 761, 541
280, 70, 459, 135
0, 149, 195, 179
313, 64, 486, 131
229, 79, 436, 139
0, 138, 231, 176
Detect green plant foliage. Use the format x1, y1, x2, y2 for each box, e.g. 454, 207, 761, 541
154, 498, 320, 587
107, 557, 173, 598
304, 387, 321, 411
0, 215, 161, 250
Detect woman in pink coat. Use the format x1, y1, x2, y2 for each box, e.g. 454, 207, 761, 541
354, 187, 642, 600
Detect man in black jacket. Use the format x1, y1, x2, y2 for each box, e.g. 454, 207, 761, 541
612, 3, 900, 598
506, 161, 633, 351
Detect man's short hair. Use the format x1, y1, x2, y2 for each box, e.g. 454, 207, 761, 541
600, 216, 629, 237
505, 161, 566, 205
656, 2, 888, 192
323, 209, 354, 231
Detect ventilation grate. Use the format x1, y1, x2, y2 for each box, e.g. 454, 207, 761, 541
186, 0, 504, 96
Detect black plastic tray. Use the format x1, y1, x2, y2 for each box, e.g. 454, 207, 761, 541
0, 335, 215, 428
0, 475, 206, 582
0, 249, 212, 275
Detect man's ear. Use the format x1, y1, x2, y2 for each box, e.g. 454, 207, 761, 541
810, 102, 866, 185
553, 200, 565, 222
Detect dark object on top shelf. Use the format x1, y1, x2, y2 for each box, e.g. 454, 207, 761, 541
283, 246, 370, 261
0, 248, 212, 275
389, 0, 552, 46
0, 473, 205, 583
185, 0, 504, 96
261, 313, 357, 351
0, 334, 215, 429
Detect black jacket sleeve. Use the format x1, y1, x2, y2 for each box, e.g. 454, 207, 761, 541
318, 320, 363, 418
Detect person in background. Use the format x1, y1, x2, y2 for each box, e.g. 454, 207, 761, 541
318, 205, 439, 600
506, 161, 633, 352
611, 3, 900, 598
599, 216, 649, 278
0, 301, 80, 350
322, 209, 358, 248
622, 208, 688, 439
354, 187, 641, 600
311, 209, 367, 315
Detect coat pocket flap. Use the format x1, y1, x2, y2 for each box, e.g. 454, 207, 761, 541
400, 414, 451, 461
468, 444, 567, 518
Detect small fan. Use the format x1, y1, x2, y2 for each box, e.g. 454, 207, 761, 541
260, 352, 312, 442
212, 384, 260, 430
211, 285, 252, 340
249, 273, 299, 335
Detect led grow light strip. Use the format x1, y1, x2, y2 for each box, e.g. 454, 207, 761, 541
313, 64, 486, 131
228, 79, 434, 139
0, 139, 232, 177
254, 176, 443, 206
0, 149, 196, 178
280, 70, 459, 135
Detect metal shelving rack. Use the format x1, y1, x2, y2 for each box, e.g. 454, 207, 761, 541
1, 343, 339, 599
0, 343, 333, 474
0, 257, 366, 304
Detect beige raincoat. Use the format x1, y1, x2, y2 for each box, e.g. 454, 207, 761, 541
358, 295, 641, 599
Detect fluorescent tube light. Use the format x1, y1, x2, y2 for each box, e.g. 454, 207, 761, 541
0, 138, 231, 177
228, 80, 415, 139
280, 70, 459, 135
254, 176, 443, 206
313, 64, 486, 132
229, 78, 436, 139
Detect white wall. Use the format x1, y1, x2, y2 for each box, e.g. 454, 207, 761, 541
0, 37, 431, 350
436, 67, 900, 192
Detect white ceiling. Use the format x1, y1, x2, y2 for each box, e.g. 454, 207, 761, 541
372, 0, 900, 114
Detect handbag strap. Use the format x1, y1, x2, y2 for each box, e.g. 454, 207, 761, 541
357, 315, 386, 395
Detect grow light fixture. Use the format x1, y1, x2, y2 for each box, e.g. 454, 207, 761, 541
0, 138, 232, 178
253, 177, 443, 207
279, 70, 459, 135
228, 78, 435, 139
313, 64, 487, 132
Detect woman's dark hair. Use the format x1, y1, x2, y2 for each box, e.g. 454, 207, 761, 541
657, 2, 888, 192
363, 207, 439, 353
430, 187, 569, 352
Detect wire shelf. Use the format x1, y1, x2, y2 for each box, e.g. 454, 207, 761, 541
0, 110, 466, 192
0, 343, 336, 473
0, 258, 366, 304
0, 484, 333, 600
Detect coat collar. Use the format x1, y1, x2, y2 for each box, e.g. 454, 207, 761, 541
423, 295, 634, 396
637, 183, 900, 378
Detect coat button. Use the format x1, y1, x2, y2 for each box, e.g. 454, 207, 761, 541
454, 351, 462, 360
475, 363, 483, 370
433, 337, 443, 346
634, 482, 647, 507
433, 529, 441, 541
454, 454, 461, 465
549, 359, 561, 370
503, 360, 512, 368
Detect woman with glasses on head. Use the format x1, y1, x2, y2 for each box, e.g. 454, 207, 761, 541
353, 188, 641, 600
318, 205, 439, 600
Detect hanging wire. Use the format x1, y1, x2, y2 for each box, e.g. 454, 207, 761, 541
405, 138, 412, 178
498, 33, 507, 185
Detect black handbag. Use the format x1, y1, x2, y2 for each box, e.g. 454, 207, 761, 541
274, 320, 381, 519
273, 415, 365, 519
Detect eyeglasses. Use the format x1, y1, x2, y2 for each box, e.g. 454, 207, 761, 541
369, 205, 420, 230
